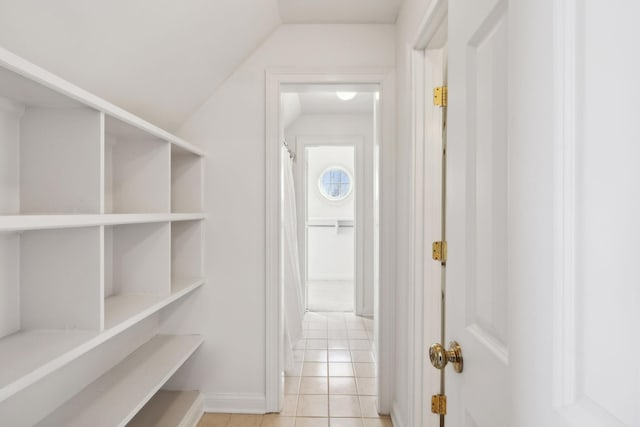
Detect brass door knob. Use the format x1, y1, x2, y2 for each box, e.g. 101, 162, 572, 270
429, 341, 463, 373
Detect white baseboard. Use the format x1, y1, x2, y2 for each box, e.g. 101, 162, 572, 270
391, 400, 407, 427
203, 392, 266, 414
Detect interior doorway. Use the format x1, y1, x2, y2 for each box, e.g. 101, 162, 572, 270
278, 83, 381, 418
265, 70, 394, 415
281, 84, 377, 318
303, 144, 357, 312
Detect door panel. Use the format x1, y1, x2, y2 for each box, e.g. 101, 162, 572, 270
448, 0, 640, 425
466, 2, 509, 356
448, 0, 509, 425
554, 2, 640, 425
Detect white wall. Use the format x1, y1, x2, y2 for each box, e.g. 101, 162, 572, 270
286, 113, 375, 315
393, 1, 434, 426
161, 24, 394, 412
306, 146, 354, 221
305, 145, 355, 282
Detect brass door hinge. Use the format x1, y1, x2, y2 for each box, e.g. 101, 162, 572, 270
433, 86, 448, 107
431, 394, 447, 415
432, 241, 447, 262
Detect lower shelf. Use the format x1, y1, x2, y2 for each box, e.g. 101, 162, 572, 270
0, 330, 98, 402
0, 278, 204, 404
127, 390, 203, 427
104, 277, 205, 329
37, 334, 204, 427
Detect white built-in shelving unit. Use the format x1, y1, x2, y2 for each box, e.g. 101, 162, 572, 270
0, 47, 205, 426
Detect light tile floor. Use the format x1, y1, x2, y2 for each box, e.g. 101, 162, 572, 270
198, 312, 393, 427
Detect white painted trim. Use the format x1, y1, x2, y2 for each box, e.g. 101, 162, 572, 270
203, 393, 266, 414
553, 0, 580, 417
409, 46, 426, 427
408, 3, 448, 427
412, 0, 449, 51
265, 68, 395, 414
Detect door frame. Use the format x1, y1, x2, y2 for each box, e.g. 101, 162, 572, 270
294, 136, 367, 315
265, 69, 395, 413
408, 1, 448, 426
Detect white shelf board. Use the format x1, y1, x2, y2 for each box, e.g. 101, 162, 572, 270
0, 330, 98, 402
0, 213, 205, 232
0, 47, 205, 157
127, 390, 203, 427
104, 278, 205, 330
37, 335, 204, 427
0, 278, 204, 403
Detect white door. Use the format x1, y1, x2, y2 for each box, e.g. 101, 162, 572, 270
446, 0, 509, 424
445, 0, 640, 426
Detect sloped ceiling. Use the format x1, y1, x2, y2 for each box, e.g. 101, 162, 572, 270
0, 0, 402, 131
0, 0, 281, 131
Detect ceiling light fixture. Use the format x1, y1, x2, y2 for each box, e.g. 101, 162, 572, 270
336, 91, 357, 101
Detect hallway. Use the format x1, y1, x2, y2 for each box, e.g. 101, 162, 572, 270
198, 312, 391, 426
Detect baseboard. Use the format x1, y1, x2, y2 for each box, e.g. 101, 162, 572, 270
391, 400, 407, 427
203, 392, 266, 414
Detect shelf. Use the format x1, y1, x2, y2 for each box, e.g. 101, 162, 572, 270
0, 330, 98, 402
0, 47, 205, 157
37, 335, 204, 427
0, 279, 203, 405
127, 390, 203, 427
104, 278, 205, 330
0, 213, 205, 232
0, 47, 206, 424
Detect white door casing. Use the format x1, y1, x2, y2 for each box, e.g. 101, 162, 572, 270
265, 70, 395, 414
409, 1, 448, 426
422, 48, 446, 427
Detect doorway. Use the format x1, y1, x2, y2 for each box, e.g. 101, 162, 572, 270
303, 144, 357, 312
281, 84, 376, 316
265, 71, 395, 415
279, 83, 382, 422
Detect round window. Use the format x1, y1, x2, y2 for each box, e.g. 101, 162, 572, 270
318, 167, 353, 201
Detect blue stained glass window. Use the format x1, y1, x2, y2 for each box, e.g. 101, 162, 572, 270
318, 167, 352, 200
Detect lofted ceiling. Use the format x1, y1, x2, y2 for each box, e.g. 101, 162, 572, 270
0, 0, 402, 132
